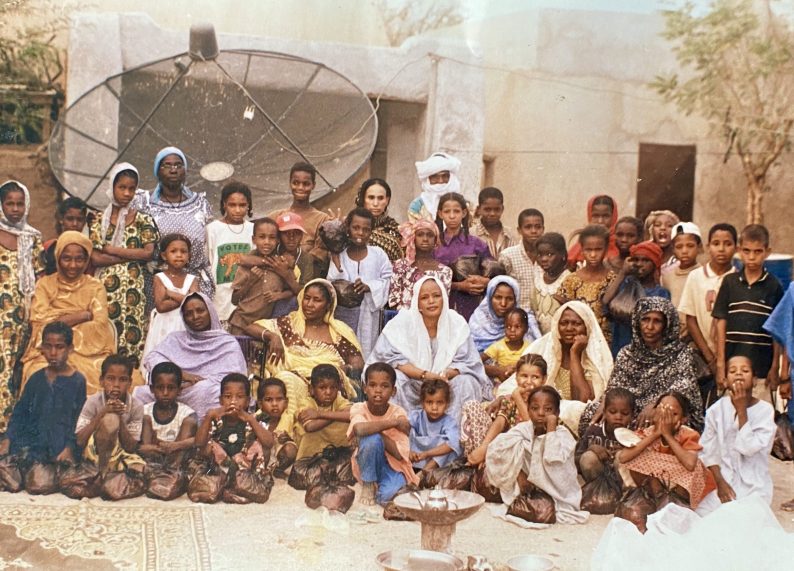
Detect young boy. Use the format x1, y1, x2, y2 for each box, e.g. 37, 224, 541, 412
575, 388, 633, 482
602, 240, 670, 356
255, 378, 296, 476
267, 162, 329, 267
41, 197, 89, 276
498, 208, 545, 311
471, 187, 514, 258
662, 222, 703, 338
607, 216, 643, 272
138, 362, 197, 466
712, 224, 784, 392
195, 373, 274, 471
409, 379, 461, 473
348, 362, 419, 505
75, 355, 144, 475
2, 321, 86, 462
295, 364, 352, 460
679, 223, 737, 406
272, 212, 321, 317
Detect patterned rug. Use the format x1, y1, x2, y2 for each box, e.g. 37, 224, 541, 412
0, 498, 210, 570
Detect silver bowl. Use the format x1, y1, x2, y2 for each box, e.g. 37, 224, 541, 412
507, 554, 555, 571
376, 549, 465, 571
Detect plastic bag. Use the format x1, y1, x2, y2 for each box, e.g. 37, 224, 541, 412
614, 485, 657, 533
772, 409, 793, 461
608, 277, 645, 324
451, 255, 482, 282
481, 258, 506, 279
422, 459, 475, 491
145, 464, 187, 501
332, 280, 364, 308
187, 467, 228, 504
230, 468, 274, 504
58, 462, 101, 499
101, 466, 146, 501
319, 220, 349, 254
288, 453, 330, 490
305, 471, 355, 514
321, 446, 355, 485
25, 462, 58, 495
0, 455, 24, 493
470, 465, 502, 503
580, 467, 622, 515
506, 487, 556, 524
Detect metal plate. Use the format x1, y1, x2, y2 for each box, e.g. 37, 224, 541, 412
614, 427, 642, 448
376, 549, 465, 571
199, 161, 235, 182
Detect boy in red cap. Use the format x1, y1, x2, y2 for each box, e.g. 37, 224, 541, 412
603, 240, 670, 357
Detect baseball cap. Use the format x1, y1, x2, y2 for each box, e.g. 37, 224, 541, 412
276, 212, 306, 233
673, 221, 701, 240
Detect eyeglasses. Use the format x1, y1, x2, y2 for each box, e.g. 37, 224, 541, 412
160, 162, 185, 171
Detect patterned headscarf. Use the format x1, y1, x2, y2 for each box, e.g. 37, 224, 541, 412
100, 163, 139, 249
0, 180, 41, 310
399, 219, 440, 265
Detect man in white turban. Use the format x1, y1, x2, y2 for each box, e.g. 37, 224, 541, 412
408, 152, 462, 222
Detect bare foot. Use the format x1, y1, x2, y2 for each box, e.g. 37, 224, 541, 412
360, 482, 377, 505
781, 498, 794, 511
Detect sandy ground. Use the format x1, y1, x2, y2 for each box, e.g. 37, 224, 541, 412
1, 458, 792, 570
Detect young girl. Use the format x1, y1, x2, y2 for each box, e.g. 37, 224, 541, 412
195, 373, 274, 473
433, 192, 491, 320
617, 391, 715, 509
142, 234, 198, 362
602, 240, 670, 357
90, 163, 159, 365
482, 308, 531, 385
486, 386, 588, 524
575, 387, 634, 482
205, 181, 254, 325
645, 209, 680, 267
470, 275, 532, 353
326, 207, 392, 359
464, 354, 547, 465
697, 355, 775, 514
558, 225, 616, 344
409, 379, 462, 473
254, 378, 297, 476
228, 218, 294, 336
607, 216, 643, 273
0, 180, 43, 432
567, 195, 619, 269
531, 232, 571, 334
388, 219, 453, 311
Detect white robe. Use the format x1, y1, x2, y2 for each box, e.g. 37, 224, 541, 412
697, 397, 775, 514
327, 245, 392, 360
485, 422, 588, 524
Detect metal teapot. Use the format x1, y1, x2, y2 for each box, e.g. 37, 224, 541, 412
411, 488, 458, 511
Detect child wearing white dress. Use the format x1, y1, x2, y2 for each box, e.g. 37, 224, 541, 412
142, 234, 198, 364
697, 355, 775, 515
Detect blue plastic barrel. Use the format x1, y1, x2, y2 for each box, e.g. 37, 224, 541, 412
733, 253, 792, 290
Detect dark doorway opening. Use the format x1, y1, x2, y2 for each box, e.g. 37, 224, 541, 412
636, 143, 696, 222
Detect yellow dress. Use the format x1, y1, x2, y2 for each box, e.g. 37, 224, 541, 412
559, 271, 617, 344
0, 238, 43, 433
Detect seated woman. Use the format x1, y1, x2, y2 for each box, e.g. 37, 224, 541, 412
21, 231, 116, 395
366, 276, 491, 420
579, 296, 703, 435
136, 292, 247, 422
497, 301, 613, 433
469, 275, 541, 353
246, 279, 364, 417
388, 219, 452, 311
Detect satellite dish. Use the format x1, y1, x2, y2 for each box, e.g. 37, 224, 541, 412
48, 23, 378, 213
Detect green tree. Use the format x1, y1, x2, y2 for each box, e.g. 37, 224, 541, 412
652, 0, 794, 224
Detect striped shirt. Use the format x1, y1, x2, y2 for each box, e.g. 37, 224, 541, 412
711, 269, 783, 377
498, 243, 539, 312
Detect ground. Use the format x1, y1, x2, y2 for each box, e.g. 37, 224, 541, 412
0, 458, 792, 570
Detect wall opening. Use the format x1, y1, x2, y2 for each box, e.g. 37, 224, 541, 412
636, 143, 696, 223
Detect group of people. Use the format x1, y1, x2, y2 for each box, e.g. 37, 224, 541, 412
0, 148, 792, 532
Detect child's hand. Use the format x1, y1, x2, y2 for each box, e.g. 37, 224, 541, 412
395, 417, 411, 433
467, 445, 486, 466
208, 406, 227, 421
589, 444, 611, 463
659, 407, 674, 437
158, 441, 180, 454
275, 431, 291, 445
545, 414, 558, 433
716, 479, 736, 503
55, 447, 74, 464
103, 398, 126, 417
352, 278, 370, 295
409, 451, 424, 463
297, 408, 319, 424
570, 334, 588, 356
729, 380, 749, 412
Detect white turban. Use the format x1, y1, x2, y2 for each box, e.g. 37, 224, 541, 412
415, 152, 462, 219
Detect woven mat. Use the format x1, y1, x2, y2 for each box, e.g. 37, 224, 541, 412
0, 498, 210, 570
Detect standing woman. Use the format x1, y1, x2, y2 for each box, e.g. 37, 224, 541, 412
356, 178, 403, 262
90, 163, 159, 365
133, 147, 214, 297
0, 181, 44, 433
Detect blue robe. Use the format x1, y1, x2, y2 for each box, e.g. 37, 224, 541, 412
409, 409, 462, 468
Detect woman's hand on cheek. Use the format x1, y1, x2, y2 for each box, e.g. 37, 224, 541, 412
571, 334, 588, 356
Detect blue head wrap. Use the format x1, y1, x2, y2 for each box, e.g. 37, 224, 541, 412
152, 147, 191, 203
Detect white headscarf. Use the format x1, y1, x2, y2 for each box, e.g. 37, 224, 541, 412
0, 180, 40, 311
381, 275, 470, 374
415, 152, 461, 219
101, 162, 139, 248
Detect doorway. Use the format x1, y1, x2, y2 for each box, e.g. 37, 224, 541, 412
636, 143, 696, 222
